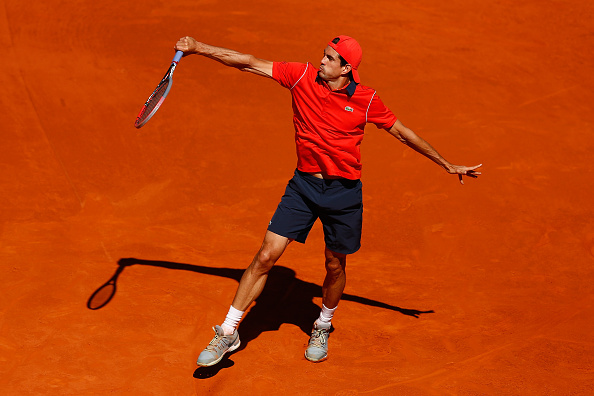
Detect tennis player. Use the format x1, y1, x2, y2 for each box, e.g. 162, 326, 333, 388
174, 35, 481, 365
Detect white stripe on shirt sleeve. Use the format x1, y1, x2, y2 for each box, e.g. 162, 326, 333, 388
290, 63, 309, 90
365, 91, 377, 123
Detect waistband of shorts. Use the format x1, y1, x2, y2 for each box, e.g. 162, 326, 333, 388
295, 169, 360, 187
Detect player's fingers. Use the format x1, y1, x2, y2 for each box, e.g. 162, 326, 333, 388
175, 37, 190, 49
459, 174, 464, 185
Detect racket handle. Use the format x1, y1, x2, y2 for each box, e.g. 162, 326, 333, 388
173, 50, 183, 64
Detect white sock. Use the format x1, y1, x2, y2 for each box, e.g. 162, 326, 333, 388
315, 304, 337, 327
221, 305, 244, 335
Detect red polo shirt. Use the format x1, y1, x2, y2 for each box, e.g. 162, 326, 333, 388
272, 61, 397, 180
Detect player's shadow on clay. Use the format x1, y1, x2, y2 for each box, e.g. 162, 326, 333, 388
87, 257, 434, 378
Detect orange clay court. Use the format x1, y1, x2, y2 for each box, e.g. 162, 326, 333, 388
1, 0, 594, 394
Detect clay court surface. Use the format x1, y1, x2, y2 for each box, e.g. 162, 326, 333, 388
2, 0, 594, 394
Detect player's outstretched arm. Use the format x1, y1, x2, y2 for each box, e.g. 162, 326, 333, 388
388, 120, 482, 185
174, 36, 273, 78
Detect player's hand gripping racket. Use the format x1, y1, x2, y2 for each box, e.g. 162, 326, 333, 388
134, 50, 184, 128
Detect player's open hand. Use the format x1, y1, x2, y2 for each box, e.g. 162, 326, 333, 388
174, 36, 199, 55
448, 164, 482, 185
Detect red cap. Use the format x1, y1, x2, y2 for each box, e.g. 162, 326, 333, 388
328, 35, 362, 83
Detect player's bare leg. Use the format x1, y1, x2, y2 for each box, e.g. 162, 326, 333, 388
321, 247, 347, 309
197, 230, 291, 366
231, 230, 292, 312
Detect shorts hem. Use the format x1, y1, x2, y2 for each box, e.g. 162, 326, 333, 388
325, 244, 361, 255
267, 226, 307, 244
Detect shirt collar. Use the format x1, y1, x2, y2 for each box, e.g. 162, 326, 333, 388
344, 80, 358, 96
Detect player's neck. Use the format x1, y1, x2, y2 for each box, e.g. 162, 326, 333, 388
327, 76, 351, 91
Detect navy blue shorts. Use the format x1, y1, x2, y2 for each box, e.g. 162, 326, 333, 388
268, 169, 363, 255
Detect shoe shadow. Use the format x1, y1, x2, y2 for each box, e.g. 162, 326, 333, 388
88, 257, 434, 377
193, 358, 235, 379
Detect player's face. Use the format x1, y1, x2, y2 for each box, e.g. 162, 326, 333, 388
318, 46, 350, 81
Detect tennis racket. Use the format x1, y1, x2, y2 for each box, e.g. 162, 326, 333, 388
134, 50, 184, 128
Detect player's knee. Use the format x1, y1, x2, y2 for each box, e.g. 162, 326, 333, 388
255, 247, 279, 269
325, 255, 346, 277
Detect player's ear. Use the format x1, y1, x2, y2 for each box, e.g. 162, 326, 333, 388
341, 64, 352, 77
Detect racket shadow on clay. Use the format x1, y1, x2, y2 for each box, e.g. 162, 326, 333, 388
87, 263, 130, 310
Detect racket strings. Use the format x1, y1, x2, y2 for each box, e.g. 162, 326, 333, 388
134, 57, 181, 128
136, 79, 171, 124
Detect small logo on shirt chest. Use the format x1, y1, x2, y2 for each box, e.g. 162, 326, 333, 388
345, 106, 354, 112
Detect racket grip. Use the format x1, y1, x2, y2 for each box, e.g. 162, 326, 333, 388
173, 50, 183, 63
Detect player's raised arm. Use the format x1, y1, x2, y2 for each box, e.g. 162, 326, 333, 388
174, 36, 274, 78
388, 119, 482, 184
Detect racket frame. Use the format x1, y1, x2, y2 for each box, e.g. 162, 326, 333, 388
134, 50, 184, 128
